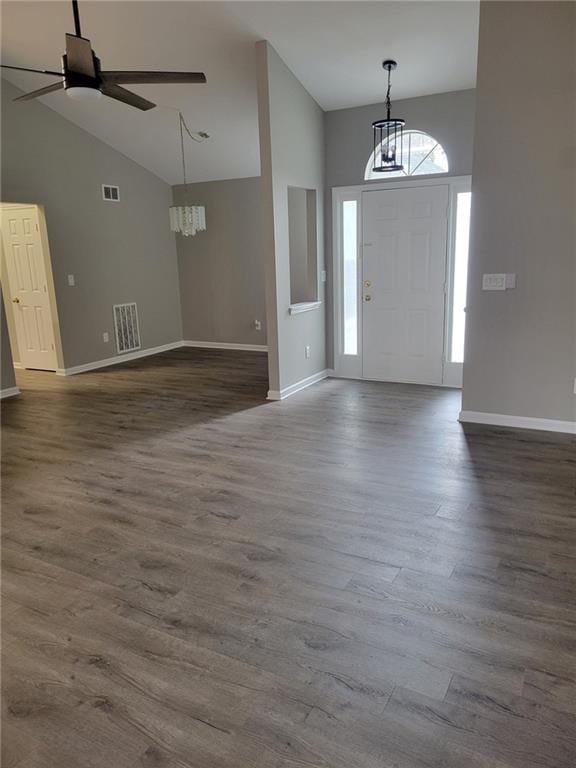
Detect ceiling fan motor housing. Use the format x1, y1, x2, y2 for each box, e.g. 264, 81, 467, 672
62, 52, 102, 91
62, 33, 102, 92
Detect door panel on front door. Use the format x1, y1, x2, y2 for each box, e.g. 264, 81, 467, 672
362, 186, 448, 385
1, 207, 57, 371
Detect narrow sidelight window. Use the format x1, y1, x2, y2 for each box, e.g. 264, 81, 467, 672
450, 191, 471, 363
342, 200, 358, 355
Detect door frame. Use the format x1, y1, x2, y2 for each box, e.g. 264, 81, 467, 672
1, 203, 64, 372
332, 175, 471, 386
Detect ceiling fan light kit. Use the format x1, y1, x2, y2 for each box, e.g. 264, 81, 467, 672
1, 0, 207, 111
66, 86, 102, 101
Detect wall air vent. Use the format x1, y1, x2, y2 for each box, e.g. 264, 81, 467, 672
102, 184, 120, 202
113, 303, 141, 354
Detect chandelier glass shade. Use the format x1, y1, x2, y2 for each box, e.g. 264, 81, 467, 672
169, 205, 206, 237
372, 60, 405, 173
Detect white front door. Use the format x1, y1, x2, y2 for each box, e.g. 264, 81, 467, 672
1, 206, 58, 371
361, 185, 448, 384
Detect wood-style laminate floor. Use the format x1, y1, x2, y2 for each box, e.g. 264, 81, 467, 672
2, 348, 576, 768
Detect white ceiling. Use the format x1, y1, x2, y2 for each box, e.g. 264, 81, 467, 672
1, 1, 479, 184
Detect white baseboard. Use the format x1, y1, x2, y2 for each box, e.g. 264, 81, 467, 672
268, 369, 330, 401
0, 386, 20, 400
56, 340, 267, 376
459, 410, 576, 435
56, 341, 185, 376
12, 362, 23, 370
182, 340, 268, 352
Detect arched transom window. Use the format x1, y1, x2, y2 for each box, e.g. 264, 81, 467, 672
365, 130, 449, 180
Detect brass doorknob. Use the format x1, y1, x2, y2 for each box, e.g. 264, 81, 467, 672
12, 297, 20, 304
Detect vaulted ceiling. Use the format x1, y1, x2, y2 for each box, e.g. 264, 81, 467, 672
1, 2, 479, 184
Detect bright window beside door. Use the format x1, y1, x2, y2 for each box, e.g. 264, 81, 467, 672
450, 191, 471, 363
342, 200, 358, 355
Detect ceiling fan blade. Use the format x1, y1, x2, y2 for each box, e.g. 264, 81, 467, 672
65, 33, 95, 77
1, 64, 63, 77
101, 71, 206, 85
13, 81, 64, 102
101, 84, 156, 111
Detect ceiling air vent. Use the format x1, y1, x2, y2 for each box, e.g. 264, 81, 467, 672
102, 184, 120, 202
113, 303, 141, 354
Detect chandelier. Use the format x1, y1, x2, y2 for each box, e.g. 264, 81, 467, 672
169, 111, 208, 236
169, 205, 206, 238
372, 60, 405, 173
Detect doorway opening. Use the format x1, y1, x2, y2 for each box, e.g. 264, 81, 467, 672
333, 176, 472, 387
1, 203, 63, 373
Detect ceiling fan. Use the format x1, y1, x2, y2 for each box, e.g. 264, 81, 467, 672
0, 0, 206, 111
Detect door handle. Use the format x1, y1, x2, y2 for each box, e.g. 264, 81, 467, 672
12, 297, 20, 304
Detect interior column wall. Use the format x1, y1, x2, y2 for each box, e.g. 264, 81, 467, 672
256, 40, 326, 396
461, 1, 576, 425
1, 294, 17, 393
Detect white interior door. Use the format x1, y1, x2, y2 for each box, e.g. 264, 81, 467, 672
1, 206, 58, 371
362, 185, 448, 384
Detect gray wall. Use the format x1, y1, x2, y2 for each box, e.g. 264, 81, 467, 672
256, 41, 326, 394
325, 89, 476, 190
173, 177, 266, 346
1, 294, 17, 392
462, 1, 575, 423
1, 79, 182, 369
324, 89, 476, 366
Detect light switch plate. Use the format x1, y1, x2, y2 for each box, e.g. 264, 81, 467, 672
482, 273, 517, 291
482, 274, 506, 290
